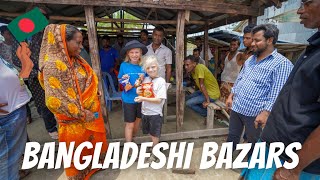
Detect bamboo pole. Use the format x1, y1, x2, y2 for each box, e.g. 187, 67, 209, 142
84, 6, 111, 138
175, 10, 186, 132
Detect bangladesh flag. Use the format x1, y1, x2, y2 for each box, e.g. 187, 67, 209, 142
8, 7, 48, 42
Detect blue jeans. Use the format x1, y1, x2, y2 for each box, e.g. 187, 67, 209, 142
227, 110, 262, 156
0, 106, 27, 180
185, 90, 215, 117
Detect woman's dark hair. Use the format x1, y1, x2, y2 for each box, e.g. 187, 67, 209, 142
66, 25, 81, 41
252, 24, 279, 44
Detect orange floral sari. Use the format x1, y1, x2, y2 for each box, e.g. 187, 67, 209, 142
38, 24, 108, 179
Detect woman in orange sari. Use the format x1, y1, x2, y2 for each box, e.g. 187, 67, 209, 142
38, 24, 108, 179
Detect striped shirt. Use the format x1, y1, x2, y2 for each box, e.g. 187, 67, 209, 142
231, 49, 293, 116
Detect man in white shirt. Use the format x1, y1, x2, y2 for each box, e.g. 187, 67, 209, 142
145, 26, 172, 82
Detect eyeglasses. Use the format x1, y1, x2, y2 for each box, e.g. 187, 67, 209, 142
300, 0, 313, 8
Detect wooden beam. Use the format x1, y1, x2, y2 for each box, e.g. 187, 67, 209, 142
84, 6, 111, 138
3, 0, 260, 16
0, 11, 206, 25
193, 11, 206, 18
175, 10, 186, 132
145, 8, 154, 20
111, 128, 229, 144
204, 22, 209, 65
82, 26, 176, 32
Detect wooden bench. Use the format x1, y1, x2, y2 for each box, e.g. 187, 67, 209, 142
206, 100, 230, 129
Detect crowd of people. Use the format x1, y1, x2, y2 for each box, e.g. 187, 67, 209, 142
0, 1, 319, 179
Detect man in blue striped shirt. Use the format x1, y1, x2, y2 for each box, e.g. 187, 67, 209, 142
226, 24, 293, 154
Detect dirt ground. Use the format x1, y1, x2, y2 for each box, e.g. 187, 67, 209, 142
24, 100, 239, 180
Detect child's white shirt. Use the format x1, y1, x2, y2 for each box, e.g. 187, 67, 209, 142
141, 76, 167, 116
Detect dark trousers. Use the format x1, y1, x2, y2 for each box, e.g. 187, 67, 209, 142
38, 106, 57, 133
27, 78, 57, 133
227, 110, 262, 155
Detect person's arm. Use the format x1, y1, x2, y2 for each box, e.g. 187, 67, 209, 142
226, 93, 234, 109
135, 96, 162, 104
273, 125, 320, 180
114, 49, 120, 70
199, 78, 211, 108
255, 60, 293, 128
236, 52, 244, 66
0, 103, 9, 114
166, 64, 172, 82
165, 49, 173, 82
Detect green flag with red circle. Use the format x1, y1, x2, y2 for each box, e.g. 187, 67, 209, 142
8, 7, 48, 42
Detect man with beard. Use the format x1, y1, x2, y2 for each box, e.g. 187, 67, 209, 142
225, 24, 293, 155
145, 26, 172, 82
241, 1, 320, 179
99, 35, 119, 90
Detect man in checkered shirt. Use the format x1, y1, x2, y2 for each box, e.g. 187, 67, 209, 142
225, 24, 293, 155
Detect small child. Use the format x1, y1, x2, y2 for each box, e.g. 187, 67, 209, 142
135, 55, 167, 162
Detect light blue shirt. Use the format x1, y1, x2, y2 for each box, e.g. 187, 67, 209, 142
231, 49, 293, 116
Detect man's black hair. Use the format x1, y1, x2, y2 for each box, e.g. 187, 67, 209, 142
184, 55, 197, 62
141, 29, 148, 35
252, 24, 279, 44
193, 48, 200, 53
243, 24, 256, 34
231, 37, 241, 46
102, 35, 110, 40
153, 26, 165, 35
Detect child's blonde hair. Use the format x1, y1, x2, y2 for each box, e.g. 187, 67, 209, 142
124, 48, 143, 65
142, 55, 159, 72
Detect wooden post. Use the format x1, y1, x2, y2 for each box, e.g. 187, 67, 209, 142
175, 10, 186, 132
214, 46, 219, 78
204, 22, 209, 66
84, 6, 111, 138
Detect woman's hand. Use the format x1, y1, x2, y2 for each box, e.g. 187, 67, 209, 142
83, 109, 95, 121
0, 103, 9, 114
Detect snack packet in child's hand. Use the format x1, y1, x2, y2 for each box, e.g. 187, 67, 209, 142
134, 74, 145, 87
119, 76, 133, 92
141, 82, 155, 98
